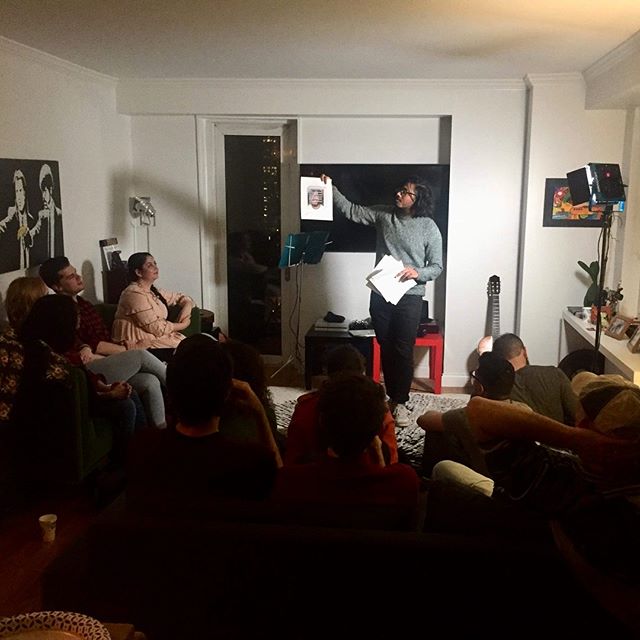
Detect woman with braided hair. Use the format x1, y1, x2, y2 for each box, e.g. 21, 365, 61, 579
112, 252, 194, 361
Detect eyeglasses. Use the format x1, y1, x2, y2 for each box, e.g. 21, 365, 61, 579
397, 188, 417, 199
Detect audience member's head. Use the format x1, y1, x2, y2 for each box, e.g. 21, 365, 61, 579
317, 373, 386, 459
326, 345, 366, 377
39, 256, 70, 290
167, 334, 233, 426
572, 372, 640, 439
19, 294, 77, 354
492, 333, 528, 369
127, 252, 153, 283
220, 339, 271, 406
5, 277, 48, 331
472, 352, 515, 401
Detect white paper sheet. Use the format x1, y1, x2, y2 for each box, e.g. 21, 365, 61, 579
300, 176, 333, 221
366, 255, 416, 305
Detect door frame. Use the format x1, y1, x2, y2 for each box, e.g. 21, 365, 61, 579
196, 117, 298, 363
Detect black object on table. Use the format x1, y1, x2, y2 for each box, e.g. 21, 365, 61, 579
304, 326, 374, 389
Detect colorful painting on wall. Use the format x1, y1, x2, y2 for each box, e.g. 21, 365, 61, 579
0, 158, 64, 274
542, 178, 604, 228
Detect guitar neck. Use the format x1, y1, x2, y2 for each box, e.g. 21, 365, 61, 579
490, 295, 500, 339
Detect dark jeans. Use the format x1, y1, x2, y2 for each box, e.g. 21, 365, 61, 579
369, 292, 423, 405
98, 391, 146, 463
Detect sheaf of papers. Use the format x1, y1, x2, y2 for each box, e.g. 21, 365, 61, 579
366, 255, 416, 305
300, 176, 333, 221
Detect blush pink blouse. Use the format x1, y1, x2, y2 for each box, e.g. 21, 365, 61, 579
112, 283, 193, 349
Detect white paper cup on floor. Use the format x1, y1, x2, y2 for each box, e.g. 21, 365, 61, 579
38, 513, 57, 542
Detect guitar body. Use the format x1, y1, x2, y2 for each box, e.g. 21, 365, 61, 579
477, 275, 501, 355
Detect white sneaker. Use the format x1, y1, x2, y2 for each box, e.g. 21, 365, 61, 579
393, 403, 412, 428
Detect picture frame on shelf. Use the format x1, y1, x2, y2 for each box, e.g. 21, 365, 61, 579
605, 314, 633, 340
627, 326, 640, 353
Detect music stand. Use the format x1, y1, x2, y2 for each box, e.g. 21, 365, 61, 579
272, 231, 330, 379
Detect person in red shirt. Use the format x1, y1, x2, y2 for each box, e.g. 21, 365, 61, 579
285, 345, 398, 465
273, 372, 418, 529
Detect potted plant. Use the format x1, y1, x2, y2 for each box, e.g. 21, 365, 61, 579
577, 260, 600, 307
577, 260, 624, 325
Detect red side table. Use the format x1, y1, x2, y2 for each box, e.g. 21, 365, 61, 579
372, 332, 444, 394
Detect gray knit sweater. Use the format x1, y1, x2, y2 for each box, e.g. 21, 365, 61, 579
333, 186, 443, 296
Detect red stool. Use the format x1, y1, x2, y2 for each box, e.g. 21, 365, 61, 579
372, 332, 443, 394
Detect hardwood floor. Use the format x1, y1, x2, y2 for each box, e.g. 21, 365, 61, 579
0, 487, 102, 617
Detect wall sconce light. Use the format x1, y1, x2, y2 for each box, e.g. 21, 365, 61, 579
129, 196, 157, 226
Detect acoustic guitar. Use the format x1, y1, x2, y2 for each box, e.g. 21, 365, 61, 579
477, 275, 501, 354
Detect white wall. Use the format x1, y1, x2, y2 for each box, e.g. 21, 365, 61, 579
130, 116, 202, 301
616, 108, 640, 319
0, 38, 132, 313
519, 75, 626, 364
122, 79, 527, 387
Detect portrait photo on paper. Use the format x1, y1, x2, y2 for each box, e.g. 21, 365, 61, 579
300, 176, 333, 221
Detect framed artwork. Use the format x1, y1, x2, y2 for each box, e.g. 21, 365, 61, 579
627, 326, 640, 353
605, 314, 633, 340
542, 178, 604, 228
0, 158, 64, 274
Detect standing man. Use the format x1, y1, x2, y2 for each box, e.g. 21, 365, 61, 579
322, 174, 443, 427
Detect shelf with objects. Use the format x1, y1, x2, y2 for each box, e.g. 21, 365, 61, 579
561, 309, 640, 384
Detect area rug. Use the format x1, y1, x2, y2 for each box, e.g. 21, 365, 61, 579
271, 387, 469, 470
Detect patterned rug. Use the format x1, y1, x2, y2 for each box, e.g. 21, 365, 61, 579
272, 388, 469, 470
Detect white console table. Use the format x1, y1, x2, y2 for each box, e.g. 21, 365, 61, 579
562, 309, 640, 384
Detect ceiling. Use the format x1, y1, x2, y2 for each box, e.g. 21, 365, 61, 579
1, 0, 639, 80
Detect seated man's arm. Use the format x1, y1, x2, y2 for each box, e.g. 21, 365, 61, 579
417, 410, 444, 432
95, 340, 126, 355
467, 396, 583, 447
466, 396, 631, 476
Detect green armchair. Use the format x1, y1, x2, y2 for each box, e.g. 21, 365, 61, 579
68, 367, 115, 484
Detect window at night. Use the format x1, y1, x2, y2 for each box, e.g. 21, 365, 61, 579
224, 135, 282, 355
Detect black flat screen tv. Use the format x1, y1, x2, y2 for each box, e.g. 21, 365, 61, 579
299, 164, 449, 253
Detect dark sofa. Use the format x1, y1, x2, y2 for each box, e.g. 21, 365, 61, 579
41, 492, 627, 640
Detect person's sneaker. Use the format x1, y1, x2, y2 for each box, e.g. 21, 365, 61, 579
393, 403, 412, 428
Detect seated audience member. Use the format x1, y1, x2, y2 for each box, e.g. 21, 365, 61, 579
219, 339, 284, 452
112, 252, 194, 360
492, 332, 578, 425
285, 345, 398, 465
40, 256, 168, 428
127, 334, 280, 509
422, 373, 636, 539
272, 373, 419, 529
444, 381, 634, 515
550, 373, 640, 632
19, 295, 144, 461
419, 352, 531, 477
0, 277, 68, 425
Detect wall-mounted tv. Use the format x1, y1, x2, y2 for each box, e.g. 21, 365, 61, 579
299, 164, 449, 253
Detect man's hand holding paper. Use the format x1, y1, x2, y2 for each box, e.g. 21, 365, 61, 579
366, 255, 417, 305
